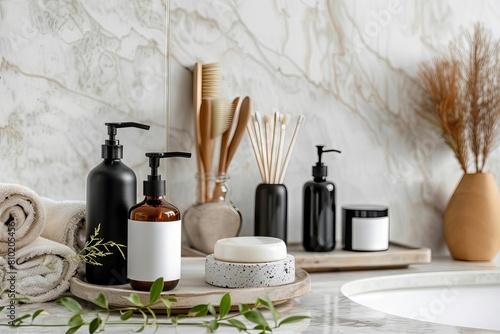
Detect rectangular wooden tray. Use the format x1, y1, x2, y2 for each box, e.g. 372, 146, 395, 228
182, 242, 431, 272
287, 242, 431, 272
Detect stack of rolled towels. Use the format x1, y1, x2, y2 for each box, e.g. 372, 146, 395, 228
0, 183, 86, 304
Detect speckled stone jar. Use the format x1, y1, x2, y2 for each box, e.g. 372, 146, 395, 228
205, 254, 295, 288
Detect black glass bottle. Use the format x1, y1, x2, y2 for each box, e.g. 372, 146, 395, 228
86, 122, 150, 285
302, 146, 341, 252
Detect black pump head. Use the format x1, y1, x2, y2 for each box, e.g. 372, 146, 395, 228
102, 122, 150, 159
144, 152, 191, 196
313, 145, 341, 179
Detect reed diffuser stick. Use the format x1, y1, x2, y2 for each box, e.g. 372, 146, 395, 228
252, 116, 266, 183
264, 115, 272, 182
255, 112, 269, 183
278, 115, 305, 184
269, 112, 280, 184
246, 124, 266, 181
274, 113, 291, 184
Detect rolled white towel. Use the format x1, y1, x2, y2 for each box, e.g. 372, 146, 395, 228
0, 237, 78, 304
40, 197, 86, 253
0, 183, 46, 254
0, 256, 7, 294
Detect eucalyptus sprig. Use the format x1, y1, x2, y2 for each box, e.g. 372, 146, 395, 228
73, 224, 126, 266
1, 277, 309, 333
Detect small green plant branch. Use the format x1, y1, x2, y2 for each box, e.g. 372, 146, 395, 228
1, 277, 309, 333
73, 224, 126, 266
4, 227, 308, 332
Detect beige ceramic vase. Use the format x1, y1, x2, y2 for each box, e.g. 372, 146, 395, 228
444, 172, 500, 261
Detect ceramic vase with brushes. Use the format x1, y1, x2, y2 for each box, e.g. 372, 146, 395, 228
247, 111, 305, 243
184, 63, 251, 254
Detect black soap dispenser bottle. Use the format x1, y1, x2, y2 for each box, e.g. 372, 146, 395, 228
303, 145, 341, 252
128, 152, 191, 292
86, 122, 150, 285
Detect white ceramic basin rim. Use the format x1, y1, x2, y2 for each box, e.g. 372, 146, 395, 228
341, 270, 500, 331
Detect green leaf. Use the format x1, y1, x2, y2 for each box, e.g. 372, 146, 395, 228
188, 304, 208, 317
120, 310, 134, 321
92, 293, 108, 309
31, 309, 47, 322
152, 321, 159, 334
89, 317, 102, 334
243, 309, 269, 329
161, 297, 176, 318
146, 307, 157, 326
138, 309, 148, 325
253, 324, 272, 332
66, 324, 83, 334
56, 297, 83, 313
256, 298, 280, 326
12, 313, 30, 326
123, 293, 143, 307
219, 293, 231, 319
134, 324, 145, 333
0, 306, 5, 312
207, 304, 216, 317
149, 277, 164, 304
278, 315, 310, 326
208, 319, 219, 332
227, 319, 247, 331
238, 304, 249, 313
161, 297, 176, 307
172, 314, 186, 324
68, 314, 84, 327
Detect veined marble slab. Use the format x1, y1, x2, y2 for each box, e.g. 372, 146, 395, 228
2, 1, 500, 254
167, 0, 500, 253
0, 0, 172, 201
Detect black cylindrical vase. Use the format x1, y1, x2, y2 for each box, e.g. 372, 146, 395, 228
254, 184, 288, 243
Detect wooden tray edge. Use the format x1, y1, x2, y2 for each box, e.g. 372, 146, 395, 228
70, 268, 311, 310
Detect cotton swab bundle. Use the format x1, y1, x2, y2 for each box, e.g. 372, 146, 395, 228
247, 111, 304, 184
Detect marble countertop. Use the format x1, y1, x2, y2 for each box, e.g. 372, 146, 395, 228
9, 256, 500, 333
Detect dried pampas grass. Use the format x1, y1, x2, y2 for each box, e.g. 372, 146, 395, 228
417, 23, 500, 173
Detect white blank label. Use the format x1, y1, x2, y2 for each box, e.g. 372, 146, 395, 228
352, 217, 389, 251
128, 219, 181, 281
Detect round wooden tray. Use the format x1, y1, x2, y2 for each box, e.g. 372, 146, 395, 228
70, 258, 310, 312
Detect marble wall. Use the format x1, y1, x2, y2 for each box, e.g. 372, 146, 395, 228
0, 0, 170, 199
2, 0, 500, 253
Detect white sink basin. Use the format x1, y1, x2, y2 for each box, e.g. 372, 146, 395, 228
341, 270, 500, 331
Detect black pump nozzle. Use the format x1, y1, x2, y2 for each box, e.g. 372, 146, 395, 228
144, 152, 191, 196
313, 145, 341, 180
102, 122, 150, 159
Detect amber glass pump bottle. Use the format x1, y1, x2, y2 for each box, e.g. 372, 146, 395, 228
128, 152, 191, 291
